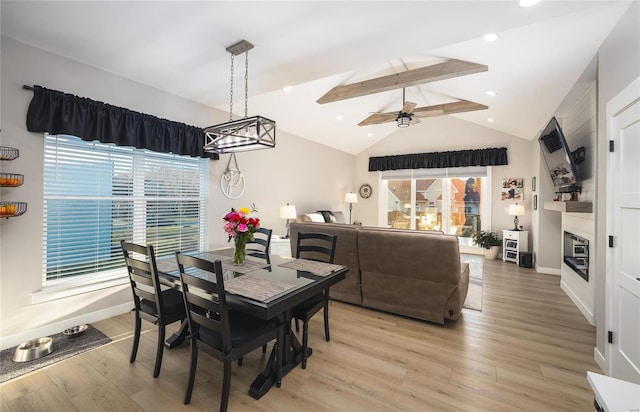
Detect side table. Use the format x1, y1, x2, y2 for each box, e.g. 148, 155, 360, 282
270, 237, 292, 257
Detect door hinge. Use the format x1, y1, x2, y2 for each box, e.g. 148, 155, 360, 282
609, 236, 614, 248
608, 331, 613, 344
609, 140, 615, 152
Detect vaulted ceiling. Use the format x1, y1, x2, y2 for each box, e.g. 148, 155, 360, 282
1, 1, 633, 154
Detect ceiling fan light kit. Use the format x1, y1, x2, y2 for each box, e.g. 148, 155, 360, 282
397, 114, 411, 128
204, 39, 276, 154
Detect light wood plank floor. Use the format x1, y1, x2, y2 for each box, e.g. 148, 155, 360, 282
0, 257, 602, 411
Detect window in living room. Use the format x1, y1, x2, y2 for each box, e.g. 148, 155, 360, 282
43, 134, 209, 284
381, 166, 490, 249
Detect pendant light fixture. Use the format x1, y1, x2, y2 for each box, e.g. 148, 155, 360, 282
204, 40, 276, 154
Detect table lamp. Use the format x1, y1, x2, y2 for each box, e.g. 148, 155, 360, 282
508, 203, 525, 231
279, 203, 297, 238
344, 192, 358, 224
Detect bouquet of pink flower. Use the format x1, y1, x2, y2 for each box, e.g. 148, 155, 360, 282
223, 207, 260, 265
223, 207, 260, 240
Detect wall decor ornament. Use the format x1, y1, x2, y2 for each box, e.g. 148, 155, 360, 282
501, 178, 524, 201
359, 183, 372, 199
220, 153, 245, 199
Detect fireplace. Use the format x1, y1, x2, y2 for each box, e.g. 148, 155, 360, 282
563, 231, 589, 281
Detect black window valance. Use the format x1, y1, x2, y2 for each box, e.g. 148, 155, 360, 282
26, 85, 218, 159
368, 147, 508, 171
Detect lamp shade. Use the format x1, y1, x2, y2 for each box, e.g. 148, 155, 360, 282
279, 204, 297, 219
344, 192, 358, 203
508, 203, 525, 216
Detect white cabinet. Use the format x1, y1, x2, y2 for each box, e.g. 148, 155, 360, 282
502, 230, 528, 264
270, 237, 292, 257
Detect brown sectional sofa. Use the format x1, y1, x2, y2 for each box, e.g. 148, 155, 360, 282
289, 222, 470, 324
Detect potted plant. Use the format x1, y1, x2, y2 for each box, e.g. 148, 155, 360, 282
472, 230, 502, 259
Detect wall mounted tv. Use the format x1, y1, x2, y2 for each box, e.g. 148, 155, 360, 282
538, 116, 582, 191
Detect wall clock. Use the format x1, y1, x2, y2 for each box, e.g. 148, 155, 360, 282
359, 183, 372, 199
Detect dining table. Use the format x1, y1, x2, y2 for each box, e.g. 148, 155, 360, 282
155, 248, 348, 400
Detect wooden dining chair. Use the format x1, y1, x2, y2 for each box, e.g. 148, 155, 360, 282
120, 241, 186, 378
176, 252, 283, 411
246, 227, 272, 259
292, 232, 337, 369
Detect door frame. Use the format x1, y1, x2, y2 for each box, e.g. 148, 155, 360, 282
605, 75, 640, 377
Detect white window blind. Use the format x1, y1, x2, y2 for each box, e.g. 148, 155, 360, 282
44, 134, 209, 282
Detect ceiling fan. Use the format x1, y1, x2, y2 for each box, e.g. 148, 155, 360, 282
358, 89, 488, 128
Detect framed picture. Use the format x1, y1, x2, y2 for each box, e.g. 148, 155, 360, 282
533, 194, 538, 210
532, 176, 536, 192
501, 178, 524, 201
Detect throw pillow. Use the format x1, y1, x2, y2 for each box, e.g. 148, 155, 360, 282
306, 213, 325, 222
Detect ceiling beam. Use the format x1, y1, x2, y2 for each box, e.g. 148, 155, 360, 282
413, 100, 488, 117
358, 100, 488, 126
317, 59, 488, 104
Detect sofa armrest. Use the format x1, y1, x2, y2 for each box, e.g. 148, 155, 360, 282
444, 261, 470, 321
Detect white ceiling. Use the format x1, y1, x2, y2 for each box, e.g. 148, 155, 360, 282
1, 1, 633, 154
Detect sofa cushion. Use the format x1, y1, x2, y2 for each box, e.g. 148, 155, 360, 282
306, 213, 325, 222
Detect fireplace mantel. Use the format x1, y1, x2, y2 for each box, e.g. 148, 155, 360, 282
544, 201, 593, 213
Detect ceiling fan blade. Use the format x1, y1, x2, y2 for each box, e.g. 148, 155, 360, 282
358, 112, 398, 126
411, 116, 421, 124
402, 101, 417, 114
413, 100, 488, 118
317, 59, 488, 104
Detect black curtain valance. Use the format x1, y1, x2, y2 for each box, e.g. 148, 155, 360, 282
368, 147, 508, 172
26, 85, 218, 159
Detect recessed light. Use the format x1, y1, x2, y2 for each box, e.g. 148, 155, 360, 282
483, 33, 499, 42
367, 132, 374, 138
336, 115, 343, 121
519, 0, 542, 7
282, 86, 292, 93
488, 118, 495, 123
486, 90, 497, 97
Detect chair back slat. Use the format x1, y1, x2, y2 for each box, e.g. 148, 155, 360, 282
121, 240, 164, 316
247, 227, 273, 259
296, 232, 337, 264
133, 287, 156, 303
176, 253, 232, 351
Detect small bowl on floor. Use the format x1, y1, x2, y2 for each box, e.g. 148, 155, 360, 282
63, 324, 88, 338
13, 337, 53, 362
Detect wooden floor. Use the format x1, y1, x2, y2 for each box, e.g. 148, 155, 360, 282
0, 258, 602, 411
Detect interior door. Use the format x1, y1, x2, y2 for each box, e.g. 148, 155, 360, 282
608, 77, 640, 383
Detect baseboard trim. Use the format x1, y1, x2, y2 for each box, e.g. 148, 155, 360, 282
594, 347, 607, 373
536, 266, 561, 275
560, 280, 595, 325
0, 302, 132, 351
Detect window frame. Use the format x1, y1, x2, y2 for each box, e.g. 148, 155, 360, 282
34, 134, 209, 303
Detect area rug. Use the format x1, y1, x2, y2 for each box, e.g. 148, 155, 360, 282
0, 324, 111, 383
463, 260, 483, 311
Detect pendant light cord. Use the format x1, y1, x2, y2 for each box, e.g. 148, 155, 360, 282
244, 50, 249, 119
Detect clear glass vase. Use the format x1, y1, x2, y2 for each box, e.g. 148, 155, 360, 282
233, 236, 247, 265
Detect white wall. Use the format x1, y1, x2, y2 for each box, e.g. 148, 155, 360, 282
0, 37, 354, 348
354, 115, 536, 240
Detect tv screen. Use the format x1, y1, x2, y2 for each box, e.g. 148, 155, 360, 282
538, 117, 580, 188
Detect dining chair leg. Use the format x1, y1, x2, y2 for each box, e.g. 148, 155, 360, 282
295, 318, 300, 332
301, 320, 309, 369
183, 339, 198, 405
220, 358, 233, 412
130, 312, 141, 363
153, 326, 166, 378
262, 343, 267, 354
